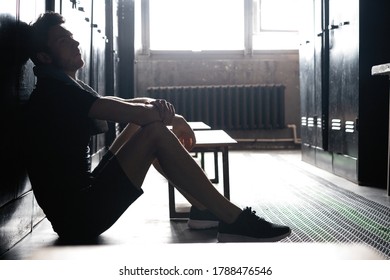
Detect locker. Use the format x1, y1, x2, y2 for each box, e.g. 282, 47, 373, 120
300, 0, 390, 188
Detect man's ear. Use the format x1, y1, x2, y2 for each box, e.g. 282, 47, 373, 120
36, 52, 52, 64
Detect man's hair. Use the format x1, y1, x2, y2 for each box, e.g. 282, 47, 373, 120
28, 12, 65, 65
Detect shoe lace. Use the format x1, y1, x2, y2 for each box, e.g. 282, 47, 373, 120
244, 207, 267, 223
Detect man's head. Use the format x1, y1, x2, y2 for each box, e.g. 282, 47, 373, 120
29, 12, 84, 77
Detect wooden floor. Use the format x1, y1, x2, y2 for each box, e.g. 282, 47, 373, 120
1, 149, 389, 260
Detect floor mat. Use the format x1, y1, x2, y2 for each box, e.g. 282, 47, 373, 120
251, 156, 390, 259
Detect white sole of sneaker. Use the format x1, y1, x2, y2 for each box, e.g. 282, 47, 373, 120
217, 231, 291, 242
187, 220, 219, 230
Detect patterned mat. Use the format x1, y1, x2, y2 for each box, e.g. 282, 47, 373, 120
252, 156, 390, 259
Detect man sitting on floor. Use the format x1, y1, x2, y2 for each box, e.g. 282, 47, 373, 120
23, 12, 291, 242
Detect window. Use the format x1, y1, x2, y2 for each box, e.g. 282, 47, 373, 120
142, 0, 304, 52
149, 0, 244, 51
252, 0, 304, 50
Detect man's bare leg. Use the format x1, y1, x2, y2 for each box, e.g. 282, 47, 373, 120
110, 123, 210, 210
115, 121, 241, 224
108, 123, 140, 154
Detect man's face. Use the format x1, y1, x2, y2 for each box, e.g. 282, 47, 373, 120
45, 24, 84, 74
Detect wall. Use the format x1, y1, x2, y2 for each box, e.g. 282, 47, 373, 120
135, 50, 301, 141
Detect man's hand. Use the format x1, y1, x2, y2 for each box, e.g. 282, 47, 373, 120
151, 99, 175, 125
172, 115, 196, 151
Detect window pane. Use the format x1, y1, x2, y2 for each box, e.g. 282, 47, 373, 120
150, 0, 244, 51
253, 0, 304, 50
259, 0, 302, 31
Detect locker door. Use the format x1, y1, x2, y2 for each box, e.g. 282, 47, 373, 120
19, 0, 46, 102
91, 0, 107, 155
91, 0, 106, 95
61, 0, 93, 86
328, 0, 359, 157
0, 0, 46, 199
299, 0, 315, 149
0, 0, 19, 208
313, 0, 327, 150
299, 41, 315, 147
104, 0, 121, 146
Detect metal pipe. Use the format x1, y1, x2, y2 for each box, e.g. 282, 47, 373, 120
235, 124, 301, 144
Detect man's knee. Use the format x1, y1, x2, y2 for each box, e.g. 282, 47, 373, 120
141, 121, 171, 139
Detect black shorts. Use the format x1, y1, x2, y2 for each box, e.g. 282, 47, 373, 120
53, 151, 143, 240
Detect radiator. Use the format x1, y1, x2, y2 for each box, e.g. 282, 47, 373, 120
146, 84, 285, 130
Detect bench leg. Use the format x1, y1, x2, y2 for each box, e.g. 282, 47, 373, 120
168, 182, 190, 219
222, 147, 230, 200
169, 147, 231, 219
201, 151, 219, 183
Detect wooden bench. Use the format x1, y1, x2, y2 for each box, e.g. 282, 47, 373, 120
168, 129, 237, 219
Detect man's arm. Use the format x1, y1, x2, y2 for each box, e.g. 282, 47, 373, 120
105, 96, 175, 124
88, 96, 162, 126
171, 115, 196, 151
89, 95, 196, 150
108, 96, 156, 104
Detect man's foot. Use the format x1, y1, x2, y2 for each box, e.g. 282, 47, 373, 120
187, 206, 219, 229
217, 207, 291, 242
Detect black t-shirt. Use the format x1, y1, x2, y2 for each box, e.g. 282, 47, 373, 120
24, 77, 107, 221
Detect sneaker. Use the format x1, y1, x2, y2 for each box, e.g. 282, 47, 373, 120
217, 207, 291, 242
187, 206, 219, 229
